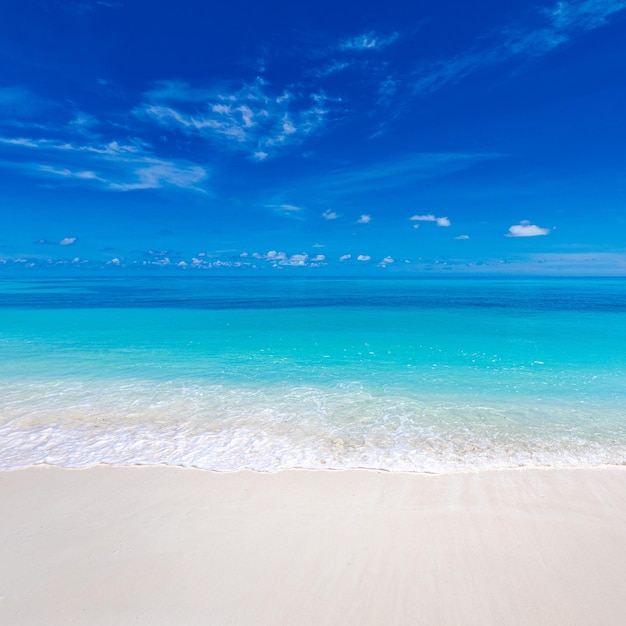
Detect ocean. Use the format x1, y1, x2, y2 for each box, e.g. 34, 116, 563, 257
1, 275, 625, 472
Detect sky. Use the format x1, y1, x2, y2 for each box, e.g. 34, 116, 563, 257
1, 0, 625, 274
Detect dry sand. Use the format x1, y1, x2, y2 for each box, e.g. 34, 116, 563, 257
1, 466, 626, 625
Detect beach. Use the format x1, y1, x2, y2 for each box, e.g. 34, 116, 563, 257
2, 277, 626, 623
2, 466, 626, 625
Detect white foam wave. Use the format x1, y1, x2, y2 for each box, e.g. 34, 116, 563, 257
1, 378, 625, 472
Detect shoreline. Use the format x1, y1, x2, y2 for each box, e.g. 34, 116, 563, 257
3, 460, 626, 474
3, 466, 626, 624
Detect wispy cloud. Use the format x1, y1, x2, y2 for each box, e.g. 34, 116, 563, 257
313, 153, 499, 196
59, 237, 77, 246
414, 0, 626, 94
339, 31, 400, 51
108, 162, 207, 191
506, 221, 551, 237
356, 214, 371, 224
455, 234, 470, 240
0, 136, 208, 192
138, 77, 333, 160
311, 60, 351, 78
265, 203, 304, 217
545, 0, 626, 30
322, 209, 339, 220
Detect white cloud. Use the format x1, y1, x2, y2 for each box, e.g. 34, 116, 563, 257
340, 31, 399, 51
251, 250, 319, 266
1, 135, 209, 192
265, 250, 288, 261
322, 209, 339, 220
455, 234, 470, 240
410, 214, 451, 226
414, 0, 626, 94
285, 253, 308, 266
0, 137, 40, 148
139, 77, 332, 160
339, 254, 352, 261
356, 214, 371, 224
410, 214, 436, 222
39, 165, 102, 181
312, 60, 351, 77
108, 162, 207, 192
545, 0, 626, 31
357, 255, 371, 261
506, 221, 551, 237
59, 237, 77, 246
379, 256, 394, 266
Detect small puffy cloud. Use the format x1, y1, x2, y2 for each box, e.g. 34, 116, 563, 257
286, 253, 308, 266
410, 214, 451, 226
59, 237, 77, 246
455, 234, 470, 240
251, 250, 319, 266
322, 209, 339, 220
378, 256, 394, 267
506, 221, 551, 237
339, 254, 352, 261
357, 254, 371, 261
356, 214, 371, 224
265, 250, 288, 261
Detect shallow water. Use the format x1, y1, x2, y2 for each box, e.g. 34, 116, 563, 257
1, 276, 625, 472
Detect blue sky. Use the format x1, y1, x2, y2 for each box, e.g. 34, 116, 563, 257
1, 0, 625, 274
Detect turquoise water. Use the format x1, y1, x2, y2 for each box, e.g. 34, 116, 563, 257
1, 276, 625, 472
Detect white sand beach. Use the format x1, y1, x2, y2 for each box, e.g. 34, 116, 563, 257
2, 466, 626, 625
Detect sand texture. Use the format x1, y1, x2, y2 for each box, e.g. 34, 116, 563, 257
2, 466, 626, 625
